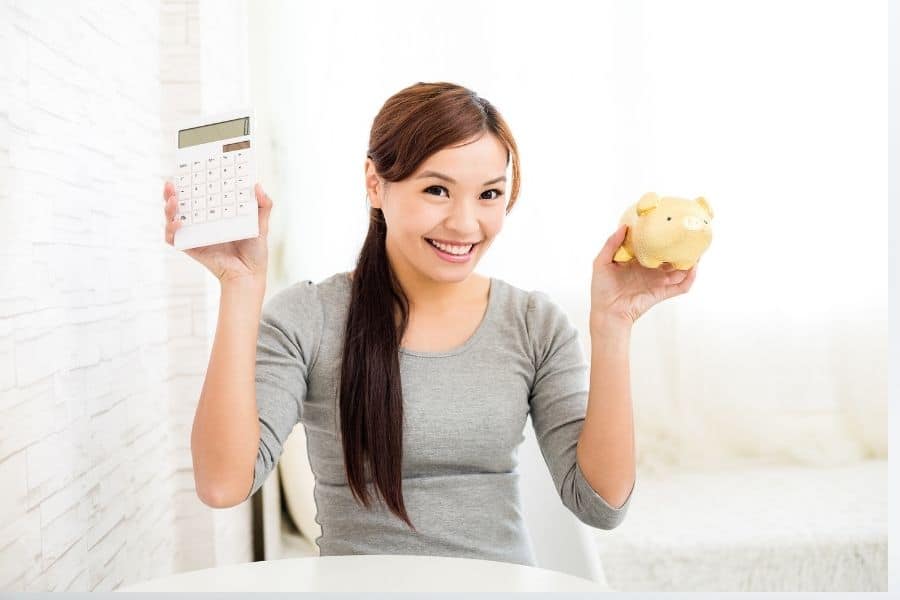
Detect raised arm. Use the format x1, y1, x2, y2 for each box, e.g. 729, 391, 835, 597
526, 290, 633, 529
191, 278, 267, 507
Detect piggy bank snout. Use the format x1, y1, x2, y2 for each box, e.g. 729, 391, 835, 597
681, 214, 709, 232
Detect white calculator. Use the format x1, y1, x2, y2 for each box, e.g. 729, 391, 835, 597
173, 108, 259, 250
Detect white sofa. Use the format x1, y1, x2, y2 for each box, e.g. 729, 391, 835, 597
592, 458, 888, 591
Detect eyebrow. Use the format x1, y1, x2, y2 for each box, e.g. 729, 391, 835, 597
414, 170, 506, 185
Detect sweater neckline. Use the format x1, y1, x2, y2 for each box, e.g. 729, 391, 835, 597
342, 271, 497, 358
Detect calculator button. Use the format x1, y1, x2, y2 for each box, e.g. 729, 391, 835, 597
192, 184, 203, 198
206, 180, 221, 195
177, 186, 189, 199
222, 191, 234, 204
177, 198, 190, 212
175, 174, 189, 187
191, 170, 206, 184
220, 153, 234, 167
221, 178, 235, 192
206, 156, 220, 170
192, 196, 206, 210
208, 193, 221, 208
235, 163, 248, 177
237, 201, 252, 216
206, 167, 219, 181
222, 204, 235, 219
206, 206, 221, 221
191, 208, 205, 224
235, 177, 249, 190
177, 162, 190, 175
235, 150, 248, 165
221, 165, 233, 179
192, 160, 203, 172
237, 188, 250, 203
177, 212, 191, 225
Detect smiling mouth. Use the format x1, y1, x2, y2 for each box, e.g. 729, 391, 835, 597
425, 238, 481, 256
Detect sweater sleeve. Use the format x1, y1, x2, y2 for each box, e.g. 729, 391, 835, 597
244, 279, 324, 501
525, 290, 633, 529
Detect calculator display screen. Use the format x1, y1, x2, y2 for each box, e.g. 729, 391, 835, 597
178, 117, 249, 148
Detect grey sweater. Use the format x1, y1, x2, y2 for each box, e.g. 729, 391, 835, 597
246, 271, 632, 566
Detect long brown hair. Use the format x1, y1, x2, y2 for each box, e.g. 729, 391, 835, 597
339, 82, 522, 530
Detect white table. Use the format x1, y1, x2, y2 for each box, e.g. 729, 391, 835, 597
117, 554, 612, 592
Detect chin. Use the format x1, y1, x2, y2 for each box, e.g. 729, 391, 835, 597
425, 264, 478, 284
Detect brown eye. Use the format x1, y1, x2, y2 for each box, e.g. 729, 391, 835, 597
424, 185, 448, 197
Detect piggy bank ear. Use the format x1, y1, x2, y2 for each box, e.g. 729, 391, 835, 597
695, 196, 714, 219
636, 192, 660, 217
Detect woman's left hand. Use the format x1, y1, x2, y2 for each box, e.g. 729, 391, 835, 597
590, 223, 700, 328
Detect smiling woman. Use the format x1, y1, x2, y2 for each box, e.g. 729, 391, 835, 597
246, 82, 633, 570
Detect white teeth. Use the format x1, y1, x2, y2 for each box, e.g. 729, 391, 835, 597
429, 239, 473, 255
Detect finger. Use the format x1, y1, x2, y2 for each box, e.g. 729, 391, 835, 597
255, 182, 267, 206
255, 183, 272, 238
165, 216, 182, 245
672, 263, 698, 293
164, 194, 177, 222
163, 180, 174, 202
666, 269, 687, 285
595, 223, 628, 265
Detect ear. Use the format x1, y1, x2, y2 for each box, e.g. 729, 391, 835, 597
695, 196, 714, 219
365, 158, 383, 209
636, 192, 660, 217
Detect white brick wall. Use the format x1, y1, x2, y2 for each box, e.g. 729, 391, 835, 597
0, 0, 253, 591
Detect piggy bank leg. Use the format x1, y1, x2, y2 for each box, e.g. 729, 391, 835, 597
613, 246, 634, 262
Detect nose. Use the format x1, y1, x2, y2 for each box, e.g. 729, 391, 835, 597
682, 215, 706, 231
445, 198, 480, 236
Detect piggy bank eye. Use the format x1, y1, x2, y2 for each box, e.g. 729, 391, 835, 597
666, 217, 671, 221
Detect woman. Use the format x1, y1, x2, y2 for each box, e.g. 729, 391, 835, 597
161, 81, 698, 567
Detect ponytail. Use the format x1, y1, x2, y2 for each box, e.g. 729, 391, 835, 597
339, 202, 415, 530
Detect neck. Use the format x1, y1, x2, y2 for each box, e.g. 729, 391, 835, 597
396, 268, 480, 313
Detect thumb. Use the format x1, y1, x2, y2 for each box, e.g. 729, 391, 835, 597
595, 223, 628, 265
255, 183, 273, 237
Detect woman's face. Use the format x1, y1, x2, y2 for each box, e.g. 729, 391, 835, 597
364, 133, 509, 285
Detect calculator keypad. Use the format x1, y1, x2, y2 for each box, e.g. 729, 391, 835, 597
175, 149, 254, 225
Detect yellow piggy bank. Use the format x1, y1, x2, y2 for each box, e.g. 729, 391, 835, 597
613, 192, 713, 270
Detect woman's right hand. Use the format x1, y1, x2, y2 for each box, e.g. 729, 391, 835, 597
163, 181, 273, 286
